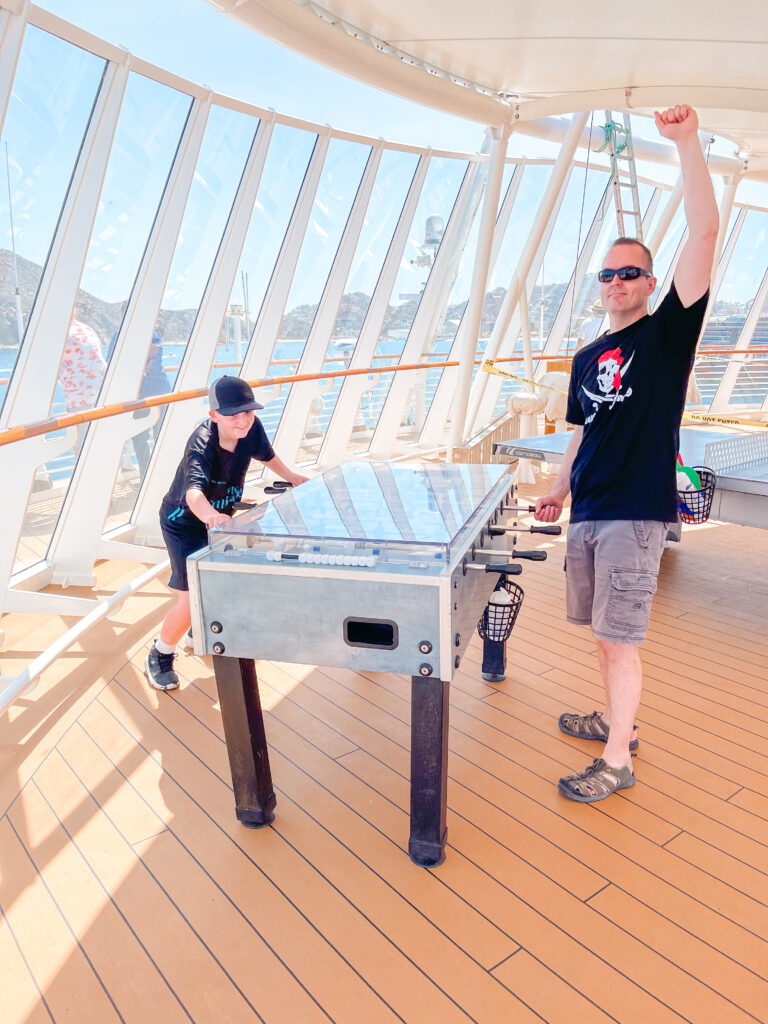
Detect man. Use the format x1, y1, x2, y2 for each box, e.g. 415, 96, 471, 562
535, 105, 718, 802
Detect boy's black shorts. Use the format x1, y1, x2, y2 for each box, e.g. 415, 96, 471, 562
160, 519, 207, 591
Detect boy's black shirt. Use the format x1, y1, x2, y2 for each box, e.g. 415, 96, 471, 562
566, 282, 708, 524
161, 417, 274, 533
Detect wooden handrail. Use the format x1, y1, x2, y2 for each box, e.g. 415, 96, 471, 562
1, 345, 765, 387
4, 342, 767, 447
0, 359, 460, 447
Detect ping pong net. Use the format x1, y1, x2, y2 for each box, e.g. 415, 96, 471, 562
703, 431, 768, 479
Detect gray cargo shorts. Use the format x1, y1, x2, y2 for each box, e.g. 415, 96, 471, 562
565, 520, 667, 644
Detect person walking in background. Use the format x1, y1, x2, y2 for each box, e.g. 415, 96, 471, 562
132, 331, 171, 478
575, 301, 605, 353
58, 317, 108, 459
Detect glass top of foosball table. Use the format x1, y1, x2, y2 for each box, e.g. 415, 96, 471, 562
210, 462, 510, 558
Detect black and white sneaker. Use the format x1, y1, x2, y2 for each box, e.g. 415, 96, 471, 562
145, 642, 180, 691
181, 629, 194, 651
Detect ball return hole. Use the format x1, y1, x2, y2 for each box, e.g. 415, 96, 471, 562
344, 617, 399, 649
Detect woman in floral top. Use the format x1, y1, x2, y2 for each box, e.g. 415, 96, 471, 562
58, 319, 107, 412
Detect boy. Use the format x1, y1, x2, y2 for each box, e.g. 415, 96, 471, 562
145, 375, 308, 691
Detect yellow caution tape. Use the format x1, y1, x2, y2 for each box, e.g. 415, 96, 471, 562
681, 411, 768, 429
481, 359, 569, 395
481, 360, 768, 430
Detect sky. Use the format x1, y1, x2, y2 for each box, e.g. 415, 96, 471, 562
35, 0, 489, 152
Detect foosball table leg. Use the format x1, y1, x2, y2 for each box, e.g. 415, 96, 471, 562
212, 655, 276, 828
409, 675, 449, 867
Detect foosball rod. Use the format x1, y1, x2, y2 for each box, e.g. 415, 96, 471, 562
463, 561, 523, 576
472, 546, 547, 561
488, 524, 561, 537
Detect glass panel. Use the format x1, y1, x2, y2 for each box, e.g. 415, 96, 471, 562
265, 136, 371, 449
294, 147, 419, 461
410, 164, 490, 435
0, 26, 105, 412
212, 122, 317, 440
350, 156, 468, 452
698, 207, 768, 406
214, 461, 508, 555
13, 72, 192, 574
484, 163, 551, 341
105, 105, 259, 531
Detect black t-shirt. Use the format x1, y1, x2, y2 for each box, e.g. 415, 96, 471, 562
161, 418, 275, 534
566, 283, 708, 524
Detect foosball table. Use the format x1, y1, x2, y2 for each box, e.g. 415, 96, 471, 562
187, 461, 558, 866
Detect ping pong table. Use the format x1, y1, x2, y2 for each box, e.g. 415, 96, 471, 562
494, 426, 768, 530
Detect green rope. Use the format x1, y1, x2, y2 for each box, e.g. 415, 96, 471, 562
597, 120, 627, 156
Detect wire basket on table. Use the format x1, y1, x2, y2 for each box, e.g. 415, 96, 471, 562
477, 580, 524, 643
677, 466, 716, 524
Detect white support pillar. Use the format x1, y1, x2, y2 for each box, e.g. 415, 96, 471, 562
272, 143, 383, 464
702, 171, 743, 325
645, 179, 684, 258
711, 205, 745, 303
318, 153, 430, 468
713, 173, 742, 274
240, 128, 331, 384
371, 155, 485, 459
462, 112, 588, 441
0, 55, 130, 616
710, 264, 768, 413
46, 92, 213, 586
0, 0, 28, 137
445, 126, 509, 459
133, 115, 276, 543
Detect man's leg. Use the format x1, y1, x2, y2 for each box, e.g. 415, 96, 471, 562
558, 521, 665, 801
596, 642, 639, 752
596, 638, 641, 766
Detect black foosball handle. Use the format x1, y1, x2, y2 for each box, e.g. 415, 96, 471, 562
488, 524, 562, 537
484, 563, 523, 576
232, 500, 255, 510
264, 480, 294, 495
512, 550, 547, 561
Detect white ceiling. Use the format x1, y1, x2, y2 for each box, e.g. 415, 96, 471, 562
208, 0, 768, 176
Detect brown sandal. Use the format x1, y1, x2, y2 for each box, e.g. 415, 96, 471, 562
558, 757, 635, 803
558, 710, 639, 752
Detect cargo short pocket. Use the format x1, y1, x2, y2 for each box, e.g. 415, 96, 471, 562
606, 568, 657, 633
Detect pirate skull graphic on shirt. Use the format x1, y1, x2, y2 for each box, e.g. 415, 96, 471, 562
582, 346, 634, 420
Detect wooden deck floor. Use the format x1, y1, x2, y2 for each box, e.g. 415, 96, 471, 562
1, 506, 768, 1023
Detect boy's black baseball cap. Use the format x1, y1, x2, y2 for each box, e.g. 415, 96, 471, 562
208, 375, 263, 415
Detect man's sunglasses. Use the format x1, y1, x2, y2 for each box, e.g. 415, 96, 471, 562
598, 266, 653, 283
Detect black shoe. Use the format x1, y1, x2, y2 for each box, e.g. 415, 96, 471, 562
145, 642, 180, 691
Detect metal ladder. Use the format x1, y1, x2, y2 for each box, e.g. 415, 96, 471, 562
601, 111, 644, 241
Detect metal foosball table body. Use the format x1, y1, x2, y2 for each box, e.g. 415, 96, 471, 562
187, 461, 514, 866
